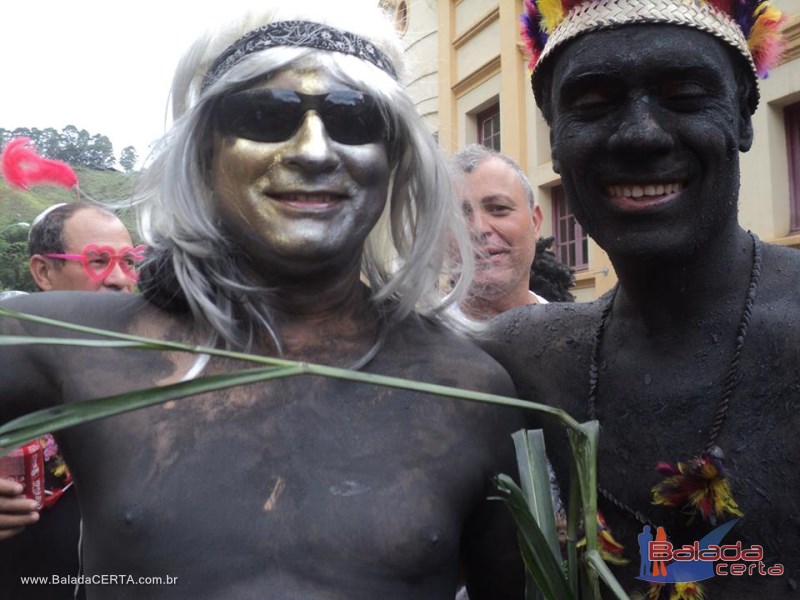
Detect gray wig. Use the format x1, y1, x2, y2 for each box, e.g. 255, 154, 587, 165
134, 0, 473, 350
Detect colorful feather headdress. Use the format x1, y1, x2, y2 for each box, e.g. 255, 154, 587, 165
521, 0, 785, 109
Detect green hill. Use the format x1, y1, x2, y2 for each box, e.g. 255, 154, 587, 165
0, 167, 137, 227
0, 168, 139, 292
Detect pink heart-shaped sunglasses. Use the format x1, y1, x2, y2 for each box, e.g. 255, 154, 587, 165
44, 244, 147, 282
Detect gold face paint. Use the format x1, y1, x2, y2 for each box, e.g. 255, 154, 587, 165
211, 67, 390, 276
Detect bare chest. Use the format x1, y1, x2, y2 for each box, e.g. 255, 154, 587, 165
58, 376, 503, 585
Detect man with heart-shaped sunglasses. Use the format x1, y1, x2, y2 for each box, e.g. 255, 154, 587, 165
0, 202, 141, 599
28, 203, 143, 294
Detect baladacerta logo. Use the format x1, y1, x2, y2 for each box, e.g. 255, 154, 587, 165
637, 519, 784, 583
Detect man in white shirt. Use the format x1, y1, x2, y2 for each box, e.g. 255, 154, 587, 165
452, 145, 546, 320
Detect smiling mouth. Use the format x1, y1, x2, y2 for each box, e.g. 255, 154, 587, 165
477, 246, 509, 257
605, 182, 685, 212
475, 248, 509, 267
270, 193, 348, 210
606, 183, 683, 198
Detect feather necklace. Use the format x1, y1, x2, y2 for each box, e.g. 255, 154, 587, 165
587, 230, 761, 528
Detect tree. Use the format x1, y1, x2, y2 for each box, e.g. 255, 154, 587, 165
119, 146, 139, 172
85, 134, 116, 169
0, 224, 36, 293
38, 128, 62, 159
1, 125, 119, 170
59, 125, 83, 165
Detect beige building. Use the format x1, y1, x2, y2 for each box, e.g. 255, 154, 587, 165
384, 0, 800, 301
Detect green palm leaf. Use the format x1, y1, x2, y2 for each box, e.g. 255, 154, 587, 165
0, 305, 585, 452
0, 305, 627, 598
494, 474, 575, 600
0, 366, 300, 452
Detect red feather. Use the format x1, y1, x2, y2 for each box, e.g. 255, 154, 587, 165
655, 461, 679, 476
652, 452, 742, 524
561, 0, 584, 12
706, 0, 735, 14
1, 137, 78, 191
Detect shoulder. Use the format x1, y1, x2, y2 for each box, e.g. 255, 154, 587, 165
480, 300, 600, 371
749, 242, 800, 342
2, 291, 136, 328
475, 300, 604, 412
0, 290, 27, 301
370, 314, 528, 452
758, 242, 800, 302
759, 241, 800, 271
377, 314, 516, 396
760, 240, 800, 263
0, 291, 188, 340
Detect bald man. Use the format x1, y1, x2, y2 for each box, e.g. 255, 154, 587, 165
1, 202, 140, 599
28, 203, 139, 293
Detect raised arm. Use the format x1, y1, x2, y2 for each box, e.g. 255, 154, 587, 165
0, 295, 63, 423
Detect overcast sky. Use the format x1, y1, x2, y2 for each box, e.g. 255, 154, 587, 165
0, 2, 255, 167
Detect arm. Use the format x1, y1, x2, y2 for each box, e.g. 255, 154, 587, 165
0, 298, 63, 542
0, 293, 102, 422
0, 314, 57, 422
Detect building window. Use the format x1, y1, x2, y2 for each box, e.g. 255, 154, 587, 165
477, 105, 500, 151
785, 103, 800, 234
552, 185, 588, 270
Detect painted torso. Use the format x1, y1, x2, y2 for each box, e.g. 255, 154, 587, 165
1, 293, 525, 599
484, 242, 800, 598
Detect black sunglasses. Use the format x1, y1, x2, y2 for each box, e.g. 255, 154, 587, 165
215, 88, 387, 146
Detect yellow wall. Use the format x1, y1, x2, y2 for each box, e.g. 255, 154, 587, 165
407, 0, 800, 300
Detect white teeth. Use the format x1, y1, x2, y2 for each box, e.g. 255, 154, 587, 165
607, 183, 683, 198
284, 194, 334, 203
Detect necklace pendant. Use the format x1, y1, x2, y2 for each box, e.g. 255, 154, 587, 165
651, 446, 743, 525
645, 581, 706, 600
596, 510, 629, 565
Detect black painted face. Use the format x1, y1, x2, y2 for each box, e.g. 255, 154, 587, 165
547, 25, 753, 260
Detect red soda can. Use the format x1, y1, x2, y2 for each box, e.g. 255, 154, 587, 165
0, 440, 46, 509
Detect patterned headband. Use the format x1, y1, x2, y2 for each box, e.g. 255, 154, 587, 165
202, 20, 398, 90
521, 0, 785, 109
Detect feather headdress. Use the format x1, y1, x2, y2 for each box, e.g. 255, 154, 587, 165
521, 0, 785, 108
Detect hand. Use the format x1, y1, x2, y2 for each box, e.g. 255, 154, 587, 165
0, 477, 39, 540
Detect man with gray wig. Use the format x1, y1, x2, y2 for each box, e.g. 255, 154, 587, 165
0, 1, 525, 598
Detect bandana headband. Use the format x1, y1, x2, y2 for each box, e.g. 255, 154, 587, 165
202, 20, 398, 90
522, 0, 785, 110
